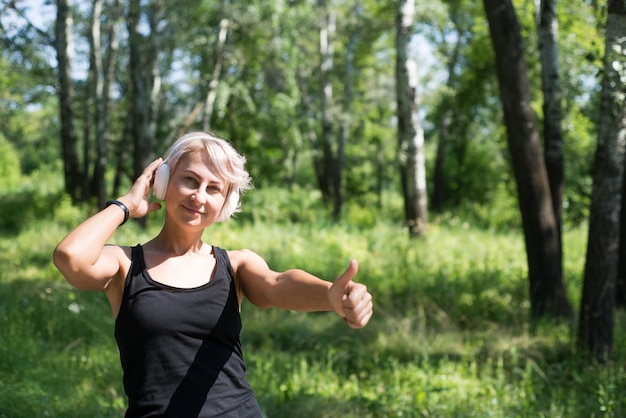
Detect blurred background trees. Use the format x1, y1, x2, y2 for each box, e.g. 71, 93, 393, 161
0, 0, 599, 226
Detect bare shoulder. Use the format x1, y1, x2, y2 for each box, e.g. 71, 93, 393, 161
225, 248, 267, 271
104, 244, 132, 264
226, 248, 275, 286
225, 248, 276, 307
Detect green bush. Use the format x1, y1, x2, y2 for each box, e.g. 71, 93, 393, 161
0, 133, 22, 193
0, 167, 69, 234
236, 185, 328, 224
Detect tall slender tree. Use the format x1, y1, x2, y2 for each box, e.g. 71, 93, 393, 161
535, 0, 565, 261
91, 0, 105, 205
55, 0, 81, 202
334, 0, 362, 221
317, 0, 338, 209
618, 160, 626, 307
483, 0, 572, 319
431, 0, 468, 212
127, 0, 162, 184
397, 0, 428, 237
578, 0, 626, 361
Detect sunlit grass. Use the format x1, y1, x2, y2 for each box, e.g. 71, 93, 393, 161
0, 186, 623, 417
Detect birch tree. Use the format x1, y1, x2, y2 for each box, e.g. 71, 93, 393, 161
578, 0, 626, 361
89, 0, 121, 207
535, 0, 565, 259
396, 0, 428, 237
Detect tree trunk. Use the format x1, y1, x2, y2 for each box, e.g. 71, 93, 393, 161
432, 12, 465, 213
87, 0, 121, 207
483, 0, 572, 320
82, 43, 94, 202
577, 0, 626, 361
618, 160, 626, 307
396, 0, 428, 238
317, 0, 336, 206
127, 0, 160, 183
146, 3, 163, 157
535, 0, 565, 262
91, 0, 108, 208
432, 102, 452, 214
55, 0, 81, 202
432, 48, 462, 212
102, 0, 122, 195
616, 0, 626, 314
333, 1, 361, 221
202, 11, 230, 131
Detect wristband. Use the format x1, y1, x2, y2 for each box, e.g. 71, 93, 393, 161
105, 200, 130, 225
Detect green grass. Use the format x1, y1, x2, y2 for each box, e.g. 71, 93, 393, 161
1, 186, 625, 417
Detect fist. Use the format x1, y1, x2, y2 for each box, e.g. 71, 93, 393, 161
328, 260, 373, 328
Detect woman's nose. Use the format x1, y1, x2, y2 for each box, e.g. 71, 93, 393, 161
191, 189, 208, 203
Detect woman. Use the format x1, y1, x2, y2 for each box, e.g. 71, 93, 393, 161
53, 131, 373, 417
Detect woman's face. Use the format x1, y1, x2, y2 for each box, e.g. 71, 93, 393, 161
166, 151, 227, 228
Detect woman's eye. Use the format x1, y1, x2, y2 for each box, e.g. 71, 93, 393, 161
185, 177, 199, 186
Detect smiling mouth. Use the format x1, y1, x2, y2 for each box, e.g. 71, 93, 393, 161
183, 205, 204, 215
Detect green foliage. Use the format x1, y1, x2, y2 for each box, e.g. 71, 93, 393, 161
563, 107, 595, 226
447, 180, 522, 231
0, 167, 74, 234
235, 186, 328, 224
0, 133, 21, 192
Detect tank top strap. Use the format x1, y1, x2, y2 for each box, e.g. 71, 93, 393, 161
129, 244, 147, 279
213, 246, 234, 282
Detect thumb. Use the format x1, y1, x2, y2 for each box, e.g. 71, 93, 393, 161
146, 201, 162, 215
332, 259, 359, 292
328, 259, 359, 317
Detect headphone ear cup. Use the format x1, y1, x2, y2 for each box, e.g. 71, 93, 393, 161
153, 162, 170, 200
229, 190, 239, 209
217, 190, 239, 222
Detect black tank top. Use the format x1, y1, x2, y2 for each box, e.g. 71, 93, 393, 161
114, 245, 262, 417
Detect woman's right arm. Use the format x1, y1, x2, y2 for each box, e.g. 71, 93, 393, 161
53, 157, 163, 291
53, 206, 132, 291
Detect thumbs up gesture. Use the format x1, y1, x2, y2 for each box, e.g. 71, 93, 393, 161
328, 260, 373, 328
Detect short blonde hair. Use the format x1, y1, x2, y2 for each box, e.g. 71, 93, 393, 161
165, 131, 252, 221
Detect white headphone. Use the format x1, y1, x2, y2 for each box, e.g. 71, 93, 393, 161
153, 146, 240, 222
153, 162, 171, 201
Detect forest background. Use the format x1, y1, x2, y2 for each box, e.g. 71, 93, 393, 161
1, 0, 626, 416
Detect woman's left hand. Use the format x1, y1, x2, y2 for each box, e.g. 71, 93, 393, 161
328, 260, 373, 328
118, 157, 164, 220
